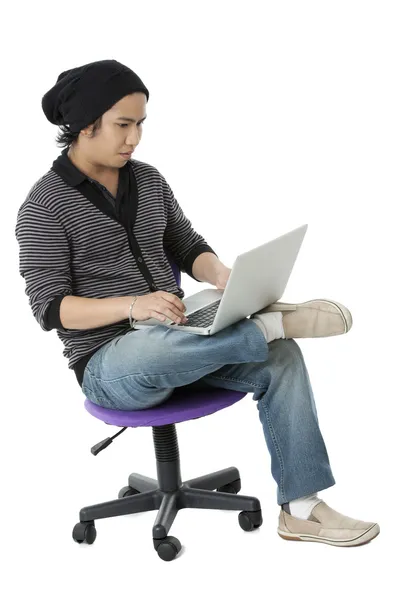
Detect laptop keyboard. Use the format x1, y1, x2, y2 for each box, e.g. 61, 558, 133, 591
176, 299, 221, 328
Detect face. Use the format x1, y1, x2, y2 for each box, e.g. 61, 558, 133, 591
68, 92, 147, 176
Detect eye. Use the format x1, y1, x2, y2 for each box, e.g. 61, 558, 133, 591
118, 121, 144, 128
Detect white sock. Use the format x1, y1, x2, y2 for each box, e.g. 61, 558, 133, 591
250, 311, 285, 343
288, 493, 323, 520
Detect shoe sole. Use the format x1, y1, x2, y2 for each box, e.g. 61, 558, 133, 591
267, 299, 353, 337
277, 523, 380, 547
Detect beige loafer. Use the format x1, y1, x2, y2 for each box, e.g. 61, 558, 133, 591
277, 501, 380, 547
262, 299, 353, 338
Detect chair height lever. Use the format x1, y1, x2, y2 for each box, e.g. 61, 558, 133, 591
90, 427, 128, 455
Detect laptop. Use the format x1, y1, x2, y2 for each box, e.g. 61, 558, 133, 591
133, 224, 308, 336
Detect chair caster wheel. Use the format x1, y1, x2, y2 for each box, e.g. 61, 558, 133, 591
217, 478, 241, 494
238, 509, 263, 532
118, 485, 140, 498
72, 521, 97, 544
154, 536, 182, 561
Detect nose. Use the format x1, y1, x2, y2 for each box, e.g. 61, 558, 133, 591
127, 127, 141, 145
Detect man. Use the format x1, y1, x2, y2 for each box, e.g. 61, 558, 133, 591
15, 59, 379, 547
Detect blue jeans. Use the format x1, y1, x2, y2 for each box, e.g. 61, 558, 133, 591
82, 318, 336, 505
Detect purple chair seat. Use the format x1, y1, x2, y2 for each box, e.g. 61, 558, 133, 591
84, 388, 247, 427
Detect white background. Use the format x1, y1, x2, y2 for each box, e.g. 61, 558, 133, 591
2, 0, 399, 597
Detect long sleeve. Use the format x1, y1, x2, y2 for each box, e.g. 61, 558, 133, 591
161, 177, 218, 281
15, 201, 72, 331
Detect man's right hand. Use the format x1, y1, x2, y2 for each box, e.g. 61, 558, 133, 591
130, 291, 188, 324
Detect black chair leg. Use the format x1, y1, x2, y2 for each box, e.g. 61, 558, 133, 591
152, 491, 180, 539
184, 466, 240, 490
180, 486, 261, 512
79, 488, 162, 522
128, 472, 158, 492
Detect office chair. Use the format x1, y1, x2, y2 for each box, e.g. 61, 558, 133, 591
72, 250, 263, 561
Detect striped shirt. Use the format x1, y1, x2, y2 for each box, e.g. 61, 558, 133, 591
15, 148, 217, 388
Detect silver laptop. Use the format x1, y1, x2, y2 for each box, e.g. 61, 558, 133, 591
133, 224, 308, 336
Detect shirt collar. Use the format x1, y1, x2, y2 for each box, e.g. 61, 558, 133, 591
51, 146, 131, 190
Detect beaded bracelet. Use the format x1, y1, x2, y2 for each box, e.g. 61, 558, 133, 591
129, 296, 138, 328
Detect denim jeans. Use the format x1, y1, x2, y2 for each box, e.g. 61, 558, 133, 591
82, 318, 336, 505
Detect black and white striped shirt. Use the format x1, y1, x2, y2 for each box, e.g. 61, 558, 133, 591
15, 148, 217, 388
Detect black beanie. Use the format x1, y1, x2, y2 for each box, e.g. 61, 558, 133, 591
41, 59, 149, 134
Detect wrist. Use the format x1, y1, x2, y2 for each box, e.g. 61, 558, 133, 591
192, 252, 224, 285
120, 295, 136, 320
128, 295, 138, 326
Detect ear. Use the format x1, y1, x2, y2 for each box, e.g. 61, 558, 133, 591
81, 126, 93, 136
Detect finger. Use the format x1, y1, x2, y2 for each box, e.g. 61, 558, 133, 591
159, 296, 186, 317
164, 292, 186, 312
155, 300, 183, 322
164, 307, 184, 324
150, 310, 167, 322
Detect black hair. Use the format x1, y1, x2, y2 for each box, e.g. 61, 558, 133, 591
55, 115, 103, 150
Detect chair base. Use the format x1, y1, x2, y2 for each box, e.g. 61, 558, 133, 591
79, 465, 261, 534
73, 425, 262, 560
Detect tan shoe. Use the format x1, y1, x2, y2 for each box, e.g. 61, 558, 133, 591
278, 501, 380, 547
262, 299, 353, 338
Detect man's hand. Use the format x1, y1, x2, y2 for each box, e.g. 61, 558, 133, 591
215, 265, 232, 290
